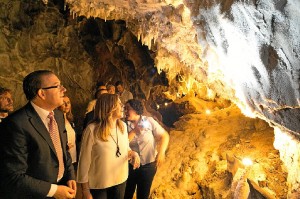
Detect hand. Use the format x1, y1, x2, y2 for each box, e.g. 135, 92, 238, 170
129, 151, 140, 169
156, 152, 165, 167
53, 185, 76, 199
67, 180, 77, 196
82, 189, 93, 199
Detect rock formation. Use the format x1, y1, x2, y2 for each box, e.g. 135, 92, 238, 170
0, 0, 299, 197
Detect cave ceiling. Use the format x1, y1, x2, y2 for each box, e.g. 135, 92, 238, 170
43, 0, 300, 137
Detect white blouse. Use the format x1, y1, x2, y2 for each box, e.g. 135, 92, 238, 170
127, 116, 167, 165
77, 122, 129, 189
65, 120, 77, 163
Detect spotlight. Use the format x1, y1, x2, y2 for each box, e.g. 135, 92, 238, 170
164, 102, 168, 106
156, 104, 160, 109
242, 158, 253, 166
205, 109, 211, 114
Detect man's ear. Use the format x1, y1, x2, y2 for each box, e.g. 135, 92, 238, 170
37, 89, 46, 100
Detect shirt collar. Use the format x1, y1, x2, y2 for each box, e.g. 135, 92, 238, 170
30, 101, 53, 121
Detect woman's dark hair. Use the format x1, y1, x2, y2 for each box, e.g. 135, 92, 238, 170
126, 99, 144, 115
115, 80, 123, 87
94, 89, 101, 99
23, 70, 53, 101
96, 81, 105, 88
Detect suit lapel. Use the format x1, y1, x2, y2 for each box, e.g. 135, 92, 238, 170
25, 103, 57, 155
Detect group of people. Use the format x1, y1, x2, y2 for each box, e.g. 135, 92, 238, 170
0, 70, 169, 199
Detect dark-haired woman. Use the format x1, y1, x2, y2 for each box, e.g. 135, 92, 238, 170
124, 99, 169, 199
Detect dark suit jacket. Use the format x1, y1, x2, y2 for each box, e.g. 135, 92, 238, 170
0, 103, 75, 199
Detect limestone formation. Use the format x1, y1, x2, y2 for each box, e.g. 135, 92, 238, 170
1, 0, 300, 197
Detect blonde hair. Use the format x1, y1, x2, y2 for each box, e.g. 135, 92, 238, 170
93, 93, 124, 141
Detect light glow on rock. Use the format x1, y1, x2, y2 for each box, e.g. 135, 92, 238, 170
242, 157, 253, 167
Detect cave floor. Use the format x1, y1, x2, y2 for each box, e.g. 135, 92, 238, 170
150, 101, 288, 199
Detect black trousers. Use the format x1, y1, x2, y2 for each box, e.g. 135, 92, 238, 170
124, 162, 157, 199
90, 181, 126, 199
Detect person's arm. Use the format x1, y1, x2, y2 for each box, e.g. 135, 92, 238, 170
77, 126, 94, 198
156, 131, 169, 167
149, 117, 170, 167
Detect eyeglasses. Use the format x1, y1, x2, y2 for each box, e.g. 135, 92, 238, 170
41, 85, 65, 90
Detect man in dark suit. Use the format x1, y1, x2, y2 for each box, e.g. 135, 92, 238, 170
0, 70, 76, 199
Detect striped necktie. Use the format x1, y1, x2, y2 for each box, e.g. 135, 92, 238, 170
48, 112, 65, 180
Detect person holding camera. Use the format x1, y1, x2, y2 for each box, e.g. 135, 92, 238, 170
124, 99, 169, 199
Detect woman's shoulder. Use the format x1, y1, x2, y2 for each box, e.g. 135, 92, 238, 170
142, 115, 155, 123
88, 99, 97, 104
119, 120, 127, 128
86, 122, 98, 132
142, 115, 151, 120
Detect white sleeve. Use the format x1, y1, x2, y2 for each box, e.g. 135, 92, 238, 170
76, 125, 95, 183
148, 117, 167, 138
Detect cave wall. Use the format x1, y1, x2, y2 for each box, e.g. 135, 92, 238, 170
62, 0, 300, 195
1, 0, 300, 197
0, 0, 94, 120
64, 0, 300, 137
0, 0, 168, 123
195, 0, 300, 138
78, 18, 168, 100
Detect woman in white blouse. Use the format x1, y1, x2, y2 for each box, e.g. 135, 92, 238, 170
77, 94, 140, 199
59, 96, 77, 165
124, 99, 169, 199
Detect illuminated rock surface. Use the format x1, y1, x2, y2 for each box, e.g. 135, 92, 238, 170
64, 0, 300, 137
0, 0, 299, 198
